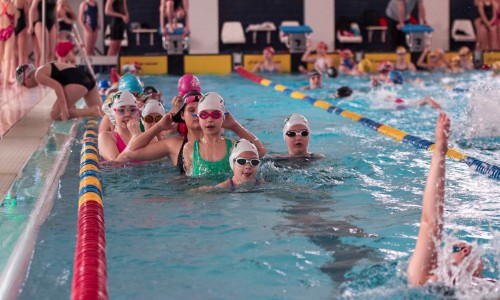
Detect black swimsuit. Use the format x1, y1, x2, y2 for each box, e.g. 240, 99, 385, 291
109, 0, 125, 40
177, 136, 188, 174
35, 0, 57, 31
14, 8, 26, 35
50, 63, 96, 92
484, 3, 494, 21
394, 64, 409, 72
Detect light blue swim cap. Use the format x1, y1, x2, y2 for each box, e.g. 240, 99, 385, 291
389, 70, 403, 85
98, 79, 111, 89
118, 74, 142, 93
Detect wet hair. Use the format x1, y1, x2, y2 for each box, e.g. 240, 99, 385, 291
336, 86, 353, 98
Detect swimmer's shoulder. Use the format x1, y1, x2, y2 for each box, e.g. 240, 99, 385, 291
311, 153, 325, 159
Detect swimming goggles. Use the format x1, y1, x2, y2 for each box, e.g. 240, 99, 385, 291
182, 91, 203, 105
192, 110, 225, 120
452, 245, 468, 253
234, 157, 260, 167
142, 92, 162, 103
131, 92, 143, 99
143, 115, 163, 123
114, 107, 139, 115
285, 130, 309, 137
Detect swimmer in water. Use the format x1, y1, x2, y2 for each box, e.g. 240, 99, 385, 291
301, 70, 322, 90
301, 41, 333, 75
98, 91, 142, 162
201, 139, 262, 192
251, 46, 281, 73
99, 74, 144, 133
338, 49, 359, 75
330, 86, 353, 99
182, 92, 267, 177
407, 112, 494, 286
141, 98, 166, 140
279, 113, 324, 159
370, 61, 394, 87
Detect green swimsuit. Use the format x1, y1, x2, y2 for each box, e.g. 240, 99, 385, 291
191, 139, 232, 177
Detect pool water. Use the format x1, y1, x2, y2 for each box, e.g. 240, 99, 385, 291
15, 72, 500, 299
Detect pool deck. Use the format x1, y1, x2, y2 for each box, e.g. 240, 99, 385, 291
0, 87, 56, 200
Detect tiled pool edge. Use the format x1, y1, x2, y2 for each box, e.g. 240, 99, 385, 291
0, 91, 56, 199
0, 119, 81, 299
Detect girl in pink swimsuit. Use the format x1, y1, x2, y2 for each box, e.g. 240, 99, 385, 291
98, 90, 142, 162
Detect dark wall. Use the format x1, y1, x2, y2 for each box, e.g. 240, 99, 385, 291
218, 0, 304, 53
450, 0, 477, 20
449, 0, 477, 50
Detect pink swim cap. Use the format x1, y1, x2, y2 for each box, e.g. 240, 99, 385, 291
394, 98, 405, 104
178, 74, 201, 97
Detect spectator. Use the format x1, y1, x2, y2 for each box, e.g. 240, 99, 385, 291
79, 0, 100, 55
105, 0, 128, 56
386, 0, 427, 50
160, 0, 189, 35
477, 0, 499, 50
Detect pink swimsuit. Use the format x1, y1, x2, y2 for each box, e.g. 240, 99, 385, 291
113, 131, 127, 153
0, 2, 15, 42
112, 131, 144, 163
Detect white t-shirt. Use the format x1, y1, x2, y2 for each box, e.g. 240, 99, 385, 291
386, 0, 422, 22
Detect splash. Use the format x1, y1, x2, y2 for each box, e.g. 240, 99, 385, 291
466, 82, 500, 139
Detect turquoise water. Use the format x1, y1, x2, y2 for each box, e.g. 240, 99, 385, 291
13, 72, 500, 299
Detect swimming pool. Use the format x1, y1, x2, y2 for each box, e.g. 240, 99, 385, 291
11, 72, 500, 299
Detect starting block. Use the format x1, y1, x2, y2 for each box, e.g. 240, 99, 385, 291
401, 25, 433, 52
162, 28, 190, 55
279, 25, 313, 53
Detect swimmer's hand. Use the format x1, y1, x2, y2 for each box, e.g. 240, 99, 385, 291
169, 95, 182, 114
127, 118, 142, 136
157, 113, 174, 131
222, 113, 238, 130
434, 112, 450, 153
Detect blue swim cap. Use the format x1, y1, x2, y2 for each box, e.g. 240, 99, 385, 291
118, 74, 143, 93
98, 80, 111, 89
389, 70, 403, 85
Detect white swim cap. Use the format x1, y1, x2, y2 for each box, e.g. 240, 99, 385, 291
141, 100, 165, 118
198, 92, 225, 113
283, 113, 310, 140
112, 91, 138, 109
15, 64, 36, 85
229, 139, 259, 169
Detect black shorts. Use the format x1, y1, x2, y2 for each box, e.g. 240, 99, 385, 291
109, 18, 125, 40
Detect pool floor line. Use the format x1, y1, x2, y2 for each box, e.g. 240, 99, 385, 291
0, 119, 80, 300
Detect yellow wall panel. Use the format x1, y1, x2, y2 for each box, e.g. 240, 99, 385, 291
120, 56, 167, 75
184, 55, 232, 74
243, 54, 291, 73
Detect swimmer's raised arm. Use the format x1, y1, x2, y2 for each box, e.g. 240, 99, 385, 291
123, 114, 176, 161
417, 47, 431, 70
222, 113, 267, 157
408, 112, 450, 286
301, 44, 316, 63
415, 97, 441, 109
251, 62, 262, 73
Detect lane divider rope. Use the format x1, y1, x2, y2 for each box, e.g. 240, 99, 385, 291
71, 119, 108, 300
235, 66, 500, 180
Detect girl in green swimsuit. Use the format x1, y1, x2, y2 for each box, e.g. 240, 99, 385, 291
182, 92, 266, 177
